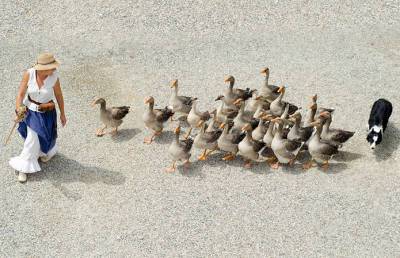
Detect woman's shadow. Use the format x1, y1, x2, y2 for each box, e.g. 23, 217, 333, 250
374, 123, 400, 161
30, 154, 126, 200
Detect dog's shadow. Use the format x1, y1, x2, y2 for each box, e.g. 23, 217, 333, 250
30, 154, 126, 200
374, 123, 400, 162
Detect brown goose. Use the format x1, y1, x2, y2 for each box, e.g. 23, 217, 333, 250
168, 79, 197, 116
303, 120, 340, 171
304, 94, 335, 127
287, 110, 313, 142
193, 120, 222, 161
215, 95, 239, 122
238, 123, 275, 168
259, 67, 280, 101
143, 96, 174, 144
320, 111, 355, 144
270, 118, 304, 169
232, 99, 259, 132
246, 92, 270, 115
166, 126, 193, 172
269, 86, 298, 117
92, 97, 130, 136
222, 75, 255, 108
186, 100, 211, 138
217, 120, 246, 161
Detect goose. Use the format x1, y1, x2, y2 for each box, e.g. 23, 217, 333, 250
215, 95, 239, 123
166, 126, 193, 172
320, 111, 354, 144
304, 94, 335, 127
193, 120, 222, 161
168, 79, 197, 117
222, 75, 254, 108
92, 97, 130, 136
287, 110, 313, 142
259, 67, 280, 101
269, 86, 298, 117
270, 117, 304, 169
238, 123, 275, 168
246, 91, 270, 115
303, 120, 341, 171
217, 119, 245, 161
186, 99, 211, 138
231, 99, 259, 132
143, 96, 174, 144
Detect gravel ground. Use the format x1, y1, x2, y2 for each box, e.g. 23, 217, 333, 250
1, 0, 400, 257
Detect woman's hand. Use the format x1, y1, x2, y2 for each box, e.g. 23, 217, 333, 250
60, 113, 67, 127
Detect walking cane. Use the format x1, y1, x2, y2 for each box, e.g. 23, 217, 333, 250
4, 106, 27, 146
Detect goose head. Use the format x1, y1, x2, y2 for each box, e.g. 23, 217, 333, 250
144, 96, 155, 104
224, 75, 235, 88
277, 86, 286, 94
170, 79, 178, 88
174, 126, 181, 135
241, 123, 253, 133
260, 67, 270, 77
91, 97, 106, 107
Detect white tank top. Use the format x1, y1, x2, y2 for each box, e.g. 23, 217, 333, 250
23, 68, 58, 111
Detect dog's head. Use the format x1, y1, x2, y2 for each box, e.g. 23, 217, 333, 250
367, 125, 383, 149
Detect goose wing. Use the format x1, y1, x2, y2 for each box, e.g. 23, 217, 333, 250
110, 106, 130, 120
154, 107, 174, 122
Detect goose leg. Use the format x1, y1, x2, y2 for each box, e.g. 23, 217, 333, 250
204, 148, 217, 159
165, 161, 176, 173
198, 150, 207, 161
110, 127, 118, 136
303, 160, 316, 170
244, 159, 252, 168
270, 161, 280, 169
183, 160, 191, 170
266, 156, 277, 167
144, 130, 162, 144
184, 127, 193, 139
321, 161, 329, 171
96, 125, 107, 136
222, 153, 235, 161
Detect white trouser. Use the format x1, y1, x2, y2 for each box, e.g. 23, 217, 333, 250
9, 126, 57, 173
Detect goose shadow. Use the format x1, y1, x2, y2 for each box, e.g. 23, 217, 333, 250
153, 131, 174, 145
271, 151, 348, 175
332, 150, 363, 162
30, 154, 126, 200
280, 161, 348, 175
111, 128, 141, 143
374, 123, 400, 162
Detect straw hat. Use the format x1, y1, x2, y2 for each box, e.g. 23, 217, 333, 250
33, 53, 60, 70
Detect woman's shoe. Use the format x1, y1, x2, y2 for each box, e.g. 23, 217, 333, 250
40, 155, 52, 163
17, 172, 27, 183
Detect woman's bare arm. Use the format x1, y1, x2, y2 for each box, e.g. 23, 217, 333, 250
53, 79, 67, 126
16, 71, 29, 110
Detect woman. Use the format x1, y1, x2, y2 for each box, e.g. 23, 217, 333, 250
9, 53, 67, 183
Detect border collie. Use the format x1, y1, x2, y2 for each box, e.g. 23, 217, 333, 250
367, 98, 393, 149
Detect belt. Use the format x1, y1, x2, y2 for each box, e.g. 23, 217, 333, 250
27, 95, 54, 112
28, 95, 54, 105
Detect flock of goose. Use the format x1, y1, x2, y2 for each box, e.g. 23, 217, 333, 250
93, 68, 355, 173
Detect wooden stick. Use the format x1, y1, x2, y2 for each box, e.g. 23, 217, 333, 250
4, 121, 18, 146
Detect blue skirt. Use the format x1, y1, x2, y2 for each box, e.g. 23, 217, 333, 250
18, 109, 57, 154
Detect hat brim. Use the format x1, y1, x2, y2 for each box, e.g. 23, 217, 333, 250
33, 60, 60, 71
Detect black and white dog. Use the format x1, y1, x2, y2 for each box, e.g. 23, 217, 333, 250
367, 98, 393, 149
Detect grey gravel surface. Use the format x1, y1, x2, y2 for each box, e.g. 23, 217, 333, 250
1, 0, 400, 257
